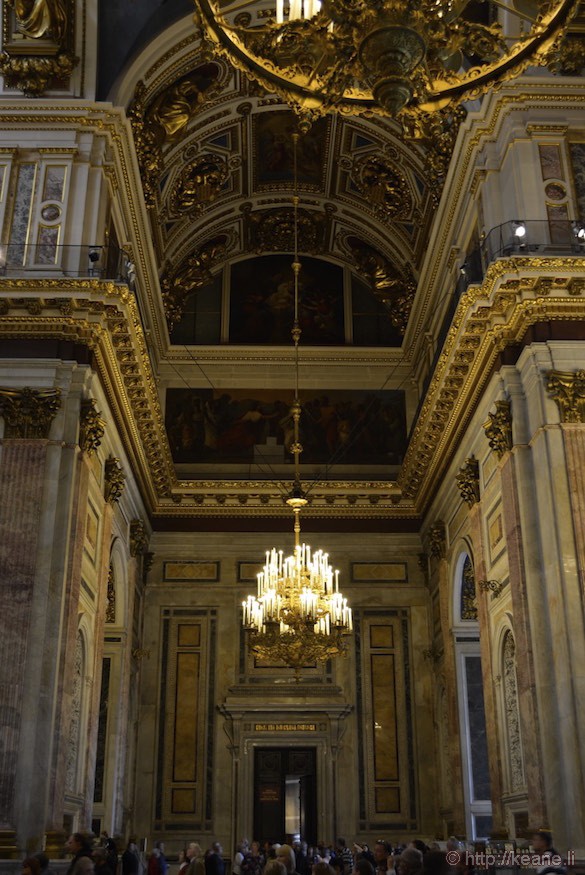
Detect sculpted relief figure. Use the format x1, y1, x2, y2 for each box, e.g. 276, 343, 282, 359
10, 0, 67, 43
149, 77, 206, 143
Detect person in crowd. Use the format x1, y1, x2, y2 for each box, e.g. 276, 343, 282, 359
264, 863, 287, 875
122, 840, 142, 875
409, 845, 428, 859
65, 833, 94, 875
353, 860, 374, 875
187, 843, 205, 875
373, 843, 392, 875
421, 851, 448, 875
34, 853, 55, 875
93, 848, 115, 875
101, 833, 119, 875
148, 843, 167, 875
531, 829, 566, 875
313, 865, 335, 875
206, 842, 225, 875
242, 842, 264, 875
277, 845, 301, 875
293, 842, 310, 875
335, 840, 353, 875
396, 849, 423, 875
22, 859, 41, 875
233, 841, 250, 875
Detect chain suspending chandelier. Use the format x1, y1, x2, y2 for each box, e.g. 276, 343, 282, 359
194, 0, 575, 122
241, 135, 353, 679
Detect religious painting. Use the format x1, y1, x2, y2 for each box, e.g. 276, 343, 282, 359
569, 143, 585, 221
165, 387, 407, 466
229, 255, 344, 345
255, 111, 327, 187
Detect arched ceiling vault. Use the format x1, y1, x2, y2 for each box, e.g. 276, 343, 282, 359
113, 15, 462, 338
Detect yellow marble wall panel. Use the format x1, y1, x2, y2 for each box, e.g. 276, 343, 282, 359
171, 788, 196, 814
352, 562, 408, 582
163, 561, 219, 581
371, 652, 398, 781
375, 786, 400, 813
370, 625, 394, 648
178, 624, 201, 647
173, 651, 200, 782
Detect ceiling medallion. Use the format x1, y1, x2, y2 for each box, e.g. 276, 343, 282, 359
350, 154, 412, 218
170, 155, 230, 215
193, 0, 576, 123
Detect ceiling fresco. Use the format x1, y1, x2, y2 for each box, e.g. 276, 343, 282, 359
122, 28, 461, 341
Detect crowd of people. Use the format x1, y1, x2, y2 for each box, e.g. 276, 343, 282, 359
20, 828, 568, 875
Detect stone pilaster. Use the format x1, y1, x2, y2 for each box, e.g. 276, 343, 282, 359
468, 504, 506, 836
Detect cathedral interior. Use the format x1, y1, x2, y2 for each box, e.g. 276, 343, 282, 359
1, 0, 585, 865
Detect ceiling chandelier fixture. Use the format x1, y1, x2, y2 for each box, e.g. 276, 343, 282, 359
194, 0, 576, 122
241, 134, 353, 680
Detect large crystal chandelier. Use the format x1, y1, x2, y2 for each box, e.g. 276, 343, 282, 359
241, 135, 353, 679
194, 0, 576, 122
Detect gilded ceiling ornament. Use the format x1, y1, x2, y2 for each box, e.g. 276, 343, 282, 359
245, 206, 325, 254
79, 399, 105, 456
161, 235, 228, 328
350, 154, 412, 218
349, 238, 416, 333
478, 578, 505, 599
193, 0, 576, 122
461, 558, 478, 621
10, 0, 67, 42
129, 519, 149, 557
548, 34, 585, 75
148, 75, 206, 144
546, 369, 585, 423
427, 521, 446, 560
0, 386, 61, 439
483, 400, 512, 460
104, 456, 126, 504
170, 154, 230, 215
143, 551, 155, 583
456, 456, 480, 507
0, 0, 77, 96
128, 81, 164, 207
402, 107, 465, 202
106, 565, 116, 623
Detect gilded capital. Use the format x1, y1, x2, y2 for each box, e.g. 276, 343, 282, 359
456, 456, 480, 507
79, 399, 105, 456
427, 521, 446, 559
130, 519, 149, 557
0, 386, 61, 439
546, 369, 585, 423
104, 456, 126, 504
483, 400, 513, 459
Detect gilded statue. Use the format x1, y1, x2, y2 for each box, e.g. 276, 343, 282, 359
148, 76, 206, 144
9, 0, 67, 44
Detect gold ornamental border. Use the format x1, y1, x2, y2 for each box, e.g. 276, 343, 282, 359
399, 256, 585, 510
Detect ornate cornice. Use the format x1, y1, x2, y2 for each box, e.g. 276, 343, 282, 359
546, 369, 585, 423
79, 399, 105, 456
399, 257, 585, 512
483, 400, 513, 459
0, 386, 61, 439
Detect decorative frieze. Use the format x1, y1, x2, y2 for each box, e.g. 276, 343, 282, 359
105, 565, 116, 623
483, 400, 513, 459
546, 369, 585, 423
456, 456, 480, 507
0, 386, 61, 438
79, 399, 105, 456
104, 457, 126, 504
427, 521, 446, 559
130, 519, 149, 557
478, 578, 505, 599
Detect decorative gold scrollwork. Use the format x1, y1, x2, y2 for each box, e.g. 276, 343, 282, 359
456, 456, 480, 507
161, 235, 228, 328
348, 238, 416, 333
170, 155, 230, 215
104, 456, 126, 504
129, 519, 149, 557
79, 399, 105, 456
0, 386, 61, 438
546, 369, 585, 423
483, 400, 512, 459
427, 520, 446, 559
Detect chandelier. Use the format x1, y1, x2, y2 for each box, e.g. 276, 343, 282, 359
241, 135, 353, 679
194, 0, 576, 122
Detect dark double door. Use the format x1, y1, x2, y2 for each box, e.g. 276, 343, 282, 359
253, 747, 317, 844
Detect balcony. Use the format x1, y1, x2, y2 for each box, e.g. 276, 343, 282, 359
0, 243, 131, 282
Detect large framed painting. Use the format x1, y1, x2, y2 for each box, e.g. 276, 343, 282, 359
229, 255, 344, 345
254, 111, 327, 187
165, 387, 407, 467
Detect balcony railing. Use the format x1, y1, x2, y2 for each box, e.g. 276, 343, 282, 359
0, 243, 131, 281
457, 219, 585, 297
